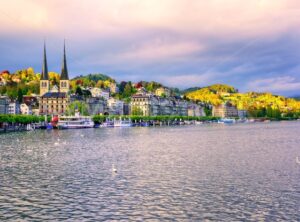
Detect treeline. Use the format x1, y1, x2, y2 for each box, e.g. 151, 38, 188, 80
92, 115, 219, 123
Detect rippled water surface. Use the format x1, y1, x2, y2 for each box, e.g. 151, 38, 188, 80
1, 122, 300, 221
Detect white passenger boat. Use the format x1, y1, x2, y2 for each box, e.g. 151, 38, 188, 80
218, 118, 236, 124
113, 118, 132, 127
57, 112, 94, 129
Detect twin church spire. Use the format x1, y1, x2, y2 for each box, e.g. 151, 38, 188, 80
41, 42, 48, 80
40, 41, 70, 96
41, 41, 69, 81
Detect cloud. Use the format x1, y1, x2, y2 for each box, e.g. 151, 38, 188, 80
1, 0, 300, 95
157, 73, 217, 89
247, 76, 300, 93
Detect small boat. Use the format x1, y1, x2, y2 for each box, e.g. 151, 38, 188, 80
140, 122, 149, 127
113, 118, 132, 127
218, 118, 236, 124
57, 112, 94, 129
100, 121, 114, 128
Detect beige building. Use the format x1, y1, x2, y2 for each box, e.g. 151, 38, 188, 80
90, 87, 110, 100
109, 82, 119, 93
212, 101, 238, 118
187, 103, 206, 117
155, 87, 171, 97
131, 91, 188, 116
39, 42, 70, 115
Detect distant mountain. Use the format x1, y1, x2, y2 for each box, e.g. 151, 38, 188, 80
181, 87, 201, 94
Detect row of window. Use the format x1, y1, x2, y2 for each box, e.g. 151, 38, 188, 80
41, 100, 68, 103
41, 105, 66, 109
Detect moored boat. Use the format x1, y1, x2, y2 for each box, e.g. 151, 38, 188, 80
57, 112, 94, 129
218, 118, 236, 124
113, 118, 132, 127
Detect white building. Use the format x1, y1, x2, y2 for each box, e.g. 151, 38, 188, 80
20, 103, 32, 115
8, 101, 20, 114
107, 98, 124, 115
90, 88, 110, 100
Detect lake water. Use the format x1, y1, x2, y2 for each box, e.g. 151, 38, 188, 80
0, 122, 300, 221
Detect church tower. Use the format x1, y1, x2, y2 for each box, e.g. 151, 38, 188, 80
40, 42, 50, 96
60, 41, 70, 93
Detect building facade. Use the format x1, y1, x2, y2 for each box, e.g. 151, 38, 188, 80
90, 88, 110, 100
8, 101, 20, 114
155, 87, 171, 97
107, 98, 124, 115
130, 91, 188, 116
109, 82, 119, 94
187, 103, 206, 117
212, 101, 238, 118
20, 103, 32, 115
0, 96, 9, 114
86, 97, 107, 115
39, 42, 70, 115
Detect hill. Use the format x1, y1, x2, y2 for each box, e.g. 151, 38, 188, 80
185, 84, 300, 117
72, 73, 114, 82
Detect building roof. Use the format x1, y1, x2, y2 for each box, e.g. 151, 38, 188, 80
60, 41, 69, 80
41, 42, 49, 80
41, 92, 67, 98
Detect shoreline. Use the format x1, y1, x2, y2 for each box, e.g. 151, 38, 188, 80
1, 117, 299, 134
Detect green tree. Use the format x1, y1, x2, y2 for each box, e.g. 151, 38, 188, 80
66, 101, 89, 116
75, 86, 83, 96
131, 106, 143, 115
17, 88, 23, 103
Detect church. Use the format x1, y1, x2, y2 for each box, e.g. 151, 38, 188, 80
39, 42, 70, 115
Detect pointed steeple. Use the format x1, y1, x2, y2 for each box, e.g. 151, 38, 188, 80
60, 40, 69, 80
41, 41, 49, 80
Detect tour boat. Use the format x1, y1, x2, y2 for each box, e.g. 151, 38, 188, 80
218, 118, 236, 124
57, 112, 94, 129
113, 118, 132, 127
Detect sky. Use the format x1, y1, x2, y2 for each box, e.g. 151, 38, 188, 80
0, 0, 300, 96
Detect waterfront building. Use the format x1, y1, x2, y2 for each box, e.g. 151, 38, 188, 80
155, 87, 171, 97
130, 91, 188, 116
20, 103, 32, 115
8, 101, 20, 114
212, 101, 238, 118
0, 96, 9, 114
39, 42, 70, 115
107, 98, 124, 115
86, 97, 107, 115
187, 103, 206, 117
